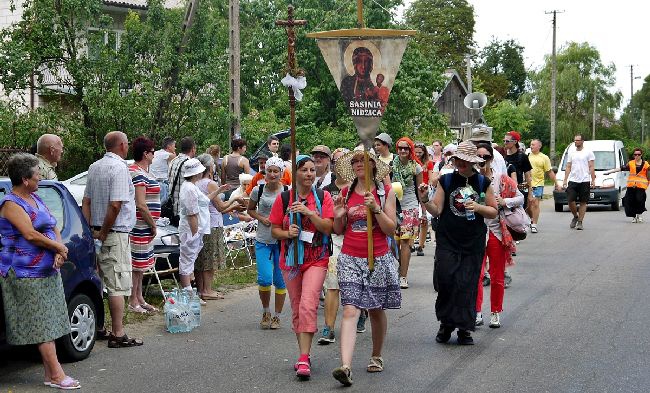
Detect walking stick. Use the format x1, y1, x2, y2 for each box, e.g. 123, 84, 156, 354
365, 150, 374, 271
276, 6, 306, 266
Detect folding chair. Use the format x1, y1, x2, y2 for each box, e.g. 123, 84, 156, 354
224, 222, 254, 269
144, 233, 180, 296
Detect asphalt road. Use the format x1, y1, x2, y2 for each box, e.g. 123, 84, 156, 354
2, 196, 650, 392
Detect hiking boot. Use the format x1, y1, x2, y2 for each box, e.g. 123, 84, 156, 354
399, 276, 409, 289
457, 330, 474, 345
357, 309, 368, 333
260, 312, 271, 329
269, 316, 281, 329
570, 216, 578, 228
475, 312, 484, 327
489, 312, 501, 328
575, 221, 583, 230
416, 246, 424, 256
317, 326, 335, 345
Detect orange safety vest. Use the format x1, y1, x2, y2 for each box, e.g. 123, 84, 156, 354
627, 160, 650, 190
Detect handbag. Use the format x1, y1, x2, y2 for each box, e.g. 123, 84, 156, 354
501, 205, 530, 241
161, 157, 189, 227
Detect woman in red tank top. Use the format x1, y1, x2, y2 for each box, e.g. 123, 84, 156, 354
330, 149, 400, 386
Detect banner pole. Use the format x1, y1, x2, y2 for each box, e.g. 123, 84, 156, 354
364, 150, 374, 271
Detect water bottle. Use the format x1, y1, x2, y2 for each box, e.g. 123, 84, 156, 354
189, 289, 201, 329
164, 297, 181, 333
465, 197, 475, 221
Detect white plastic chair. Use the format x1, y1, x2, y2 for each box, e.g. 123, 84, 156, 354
144, 233, 180, 296
223, 221, 254, 269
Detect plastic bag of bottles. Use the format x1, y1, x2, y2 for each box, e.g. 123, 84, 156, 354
164, 288, 201, 333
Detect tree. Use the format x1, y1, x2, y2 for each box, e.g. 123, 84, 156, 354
404, 0, 475, 75
475, 38, 527, 103
483, 100, 533, 142
621, 73, 650, 145
528, 42, 621, 152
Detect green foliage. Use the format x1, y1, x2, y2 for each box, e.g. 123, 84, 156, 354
528, 41, 622, 153
483, 100, 532, 142
404, 0, 475, 75
475, 38, 527, 103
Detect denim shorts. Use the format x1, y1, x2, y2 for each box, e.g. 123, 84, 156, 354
532, 186, 544, 199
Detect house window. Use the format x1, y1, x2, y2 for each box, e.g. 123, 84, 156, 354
88, 28, 122, 59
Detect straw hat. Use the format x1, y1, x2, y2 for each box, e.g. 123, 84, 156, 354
452, 141, 484, 164
335, 148, 391, 183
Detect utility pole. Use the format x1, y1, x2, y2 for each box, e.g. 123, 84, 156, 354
229, 0, 241, 141
592, 89, 597, 140
642, 109, 646, 144
545, 10, 563, 164
465, 54, 472, 93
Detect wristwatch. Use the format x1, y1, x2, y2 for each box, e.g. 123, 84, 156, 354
373, 207, 382, 215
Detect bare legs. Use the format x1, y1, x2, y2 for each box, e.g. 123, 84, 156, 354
418, 219, 428, 250
568, 200, 588, 221
108, 295, 125, 337
324, 289, 339, 329
398, 239, 412, 278
258, 289, 286, 313
129, 271, 145, 308
297, 332, 315, 355
39, 341, 65, 383
339, 305, 387, 366
530, 197, 541, 224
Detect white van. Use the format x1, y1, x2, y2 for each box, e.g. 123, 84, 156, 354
552, 140, 628, 211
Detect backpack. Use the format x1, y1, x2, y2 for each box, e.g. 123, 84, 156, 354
280, 187, 332, 257
257, 183, 289, 198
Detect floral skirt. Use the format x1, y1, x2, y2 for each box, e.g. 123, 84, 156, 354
196, 227, 226, 271
0, 269, 70, 345
337, 251, 401, 310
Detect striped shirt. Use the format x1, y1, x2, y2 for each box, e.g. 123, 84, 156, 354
129, 164, 160, 270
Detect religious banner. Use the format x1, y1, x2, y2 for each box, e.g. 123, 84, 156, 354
310, 33, 411, 147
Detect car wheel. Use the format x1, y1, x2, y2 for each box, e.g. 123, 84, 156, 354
611, 198, 621, 211
57, 293, 96, 362
555, 203, 563, 212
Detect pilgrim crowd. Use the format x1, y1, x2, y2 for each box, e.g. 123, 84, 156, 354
1, 127, 648, 389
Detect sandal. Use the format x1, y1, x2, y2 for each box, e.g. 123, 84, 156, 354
332, 365, 353, 386
140, 303, 159, 312
127, 304, 149, 314
367, 356, 384, 373
201, 292, 225, 300
107, 334, 144, 348
96, 328, 111, 340
295, 361, 311, 379
49, 376, 81, 390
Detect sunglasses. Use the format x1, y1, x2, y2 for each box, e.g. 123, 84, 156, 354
503, 139, 514, 143
634, 153, 642, 156
478, 155, 492, 160
397, 146, 411, 151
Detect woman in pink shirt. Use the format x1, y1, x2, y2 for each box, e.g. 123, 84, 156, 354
330, 149, 399, 386
269, 155, 334, 380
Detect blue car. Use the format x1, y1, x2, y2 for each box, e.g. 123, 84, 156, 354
0, 179, 104, 361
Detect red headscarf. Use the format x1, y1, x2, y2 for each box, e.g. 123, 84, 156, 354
395, 137, 422, 166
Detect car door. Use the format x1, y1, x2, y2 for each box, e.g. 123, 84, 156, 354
618, 147, 629, 195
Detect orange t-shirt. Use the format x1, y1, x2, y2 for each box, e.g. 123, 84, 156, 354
245, 169, 292, 195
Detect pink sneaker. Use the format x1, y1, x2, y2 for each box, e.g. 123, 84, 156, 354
294, 356, 311, 379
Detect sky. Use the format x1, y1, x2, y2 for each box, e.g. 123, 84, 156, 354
398, 0, 648, 110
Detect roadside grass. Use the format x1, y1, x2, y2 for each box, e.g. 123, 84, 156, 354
103, 249, 257, 328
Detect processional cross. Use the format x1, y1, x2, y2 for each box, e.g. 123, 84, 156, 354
276, 6, 307, 266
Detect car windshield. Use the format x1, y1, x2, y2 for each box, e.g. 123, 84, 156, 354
70, 174, 87, 185
561, 150, 616, 172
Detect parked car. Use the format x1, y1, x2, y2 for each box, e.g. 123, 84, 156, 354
0, 179, 104, 361
553, 140, 628, 212
61, 165, 179, 261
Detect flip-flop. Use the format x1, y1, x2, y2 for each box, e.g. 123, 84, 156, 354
140, 303, 159, 312
49, 376, 81, 390
201, 293, 224, 300
127, 304, 149, 314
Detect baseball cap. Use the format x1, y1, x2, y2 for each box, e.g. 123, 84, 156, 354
506, 131, 521, 142
311, 145, 332, 158
375, 132, 393, 146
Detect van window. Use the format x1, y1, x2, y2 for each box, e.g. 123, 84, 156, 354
36, 186, 65, 231
561, 151, 616, 171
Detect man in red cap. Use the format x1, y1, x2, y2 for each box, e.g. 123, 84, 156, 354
503, 131, 533, 211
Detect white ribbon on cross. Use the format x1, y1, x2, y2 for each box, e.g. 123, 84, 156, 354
281, 73, 307, 101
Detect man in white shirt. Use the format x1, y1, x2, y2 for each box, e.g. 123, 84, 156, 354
150, 136, 177, 204
562, 134, 596, 230
312, 145, 333, 189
